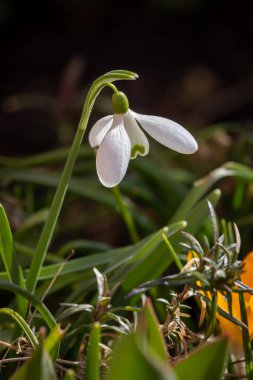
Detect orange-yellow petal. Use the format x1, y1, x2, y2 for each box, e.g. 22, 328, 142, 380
241, 251, 253, 303
187, 250, 253, 348
216, 291, 243, 347
217, 251, 253, 348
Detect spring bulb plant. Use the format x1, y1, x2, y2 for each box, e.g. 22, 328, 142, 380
89, 89, 198, 187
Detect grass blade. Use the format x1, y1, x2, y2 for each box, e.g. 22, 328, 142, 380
0, 204, 27, 316
174, 338, 229, 380
0, 308, 38, 348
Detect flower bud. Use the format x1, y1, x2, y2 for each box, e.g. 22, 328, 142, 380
112, 91, 129, 114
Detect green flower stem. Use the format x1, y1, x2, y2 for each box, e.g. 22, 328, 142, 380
162, 234, 183, 271
205, 290, 218, 339
105, 82, 118, 93
239, 291, 253, 380
0, 307, 38, 348
26, 70, 137, 294
112, 186, 139, 243
26, 127, 86, 293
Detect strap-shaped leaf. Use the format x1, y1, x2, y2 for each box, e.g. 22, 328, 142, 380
0, 308, 38, 348
174, 338, 229, 380
0, 204, 26, 315
171, 162, 253, 223
0, 281, 56, 330
107, 332, 176, 380
145, 299, 167, 363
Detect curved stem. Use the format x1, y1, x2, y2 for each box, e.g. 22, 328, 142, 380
105, 82, 118, 93
0, 308, 38, 348
26, 70, 137, 294
26, 127, 86, 293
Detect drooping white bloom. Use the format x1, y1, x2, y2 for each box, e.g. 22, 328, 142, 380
89, 96, 198, 188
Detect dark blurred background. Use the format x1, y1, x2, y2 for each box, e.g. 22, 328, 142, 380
0, 0, 253, 156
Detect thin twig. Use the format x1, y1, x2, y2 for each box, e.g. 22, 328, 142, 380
0, 356, 30, 364
56, 358, 83, 367
0, 341, 18, 351
0, 355, 83, 368
41, 251, 75, 303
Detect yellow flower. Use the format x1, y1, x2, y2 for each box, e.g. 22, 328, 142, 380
217, 252, 253, 348
187, 250, 253, 350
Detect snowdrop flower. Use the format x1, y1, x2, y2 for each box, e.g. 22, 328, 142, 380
89, 91, 198, 187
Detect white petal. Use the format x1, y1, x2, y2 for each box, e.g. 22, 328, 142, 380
96, 115, 131, 187
131, 111, 198, 154
88, 115, 113, 148
123, 111, 149, 159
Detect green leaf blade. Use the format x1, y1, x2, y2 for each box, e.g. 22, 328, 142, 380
107, 332, 175, 380
174, 338, 229, 380
85, 322, 101, 380
0, 204, 27, 316
145, 298, 167, 363
10, 342, 57, 380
